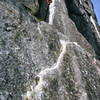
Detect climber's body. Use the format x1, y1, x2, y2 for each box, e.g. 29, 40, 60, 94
35, 0, 52, 21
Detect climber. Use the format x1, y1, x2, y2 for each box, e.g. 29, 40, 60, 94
35, 0, 52, 21
46, 0, 52, 5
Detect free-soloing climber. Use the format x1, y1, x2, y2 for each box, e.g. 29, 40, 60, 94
35, 0, 52, 21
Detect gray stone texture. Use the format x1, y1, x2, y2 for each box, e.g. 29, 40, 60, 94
0, 0, 100, 100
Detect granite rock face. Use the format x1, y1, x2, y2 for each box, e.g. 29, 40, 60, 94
0, 0, 100, 100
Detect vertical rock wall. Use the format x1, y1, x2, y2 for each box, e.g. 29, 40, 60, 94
0, 0, 100, 100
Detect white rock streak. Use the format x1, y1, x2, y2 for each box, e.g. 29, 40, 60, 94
49, 0, 55, 25
34, 40, 67, 99
56, 40, 67, 67
79, 0, 82, 5
90, 16, 100, 38
39, 40, 67, 74
37, 23, 42, 34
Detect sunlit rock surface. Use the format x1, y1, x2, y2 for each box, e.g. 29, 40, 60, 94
0, 0, 100, 100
